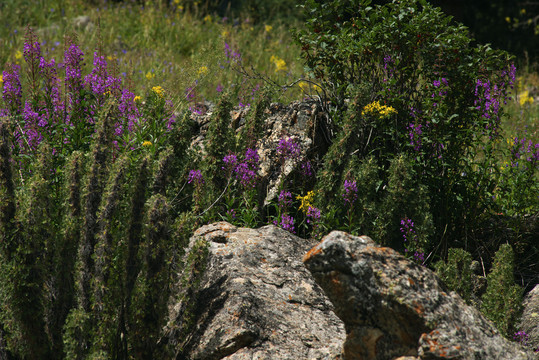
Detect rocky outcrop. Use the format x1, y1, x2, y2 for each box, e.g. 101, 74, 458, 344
189, 99, 331, 205
165, 222, 345, 359
519, 284, 539, 357
303, 231, 532, 360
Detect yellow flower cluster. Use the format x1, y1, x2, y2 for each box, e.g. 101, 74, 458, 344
152, 86, 165, 98
204, 15, 213, 23
265, 24, 273, 33
298, 80, 321, 93
270, 55, 287, 73
361, 101, 397, 118
145, 71, 155, 80
297, 191, 315, 214
197, 66, 209, 76
142, 141, 152, 147
519, 90, 534, 106
0, 75, 3, 84
134, 95, 142, 103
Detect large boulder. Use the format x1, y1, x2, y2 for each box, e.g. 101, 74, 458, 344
303, 231, 533, 360
518, 284, 539, 357
164, 222, 345, 359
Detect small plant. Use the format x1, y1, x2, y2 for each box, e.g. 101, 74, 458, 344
481, 243, 523, 338
434, 248, 474, 304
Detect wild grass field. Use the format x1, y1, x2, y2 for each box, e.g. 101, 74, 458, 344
0, 0, 537, 358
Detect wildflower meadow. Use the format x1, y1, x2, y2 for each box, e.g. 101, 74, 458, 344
0, 0, 537, 357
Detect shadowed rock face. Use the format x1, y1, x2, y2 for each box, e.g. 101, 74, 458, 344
519, 284, 539, 358
166, 222, 345, 360
303, 231, 533, 360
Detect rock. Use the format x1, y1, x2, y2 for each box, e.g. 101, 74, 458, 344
303, 231, 533, 360
518, 284, 539, 357
188, 99, 331, 205
72, 15, 94, 31
164, 222, 345, 359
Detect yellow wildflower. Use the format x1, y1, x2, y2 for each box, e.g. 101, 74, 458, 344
265, 24, 273, 33
361, 101, 397, 118
142, 141, 152, 147
298, 80, 321, 93
174, 0, 181, 4
297, 191, 315, 214
152, 86, 165, 98
204, 14, 212, 23
519, 90, 534, 106
221, 30, 230, 38
15, 50, 22, 63
145, 71, 155, 80
505, 17, 511, 23
0, 75, 3, 84
520, 8, 526, 15
197, 66, 209, 76
134, 95, 142, 103
270, 55, 287, 73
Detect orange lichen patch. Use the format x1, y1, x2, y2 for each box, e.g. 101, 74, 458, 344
303, 243, 323, 263
260, 258, 267, 263
412, 301, 425, 316
408, 277, 416, 286
363, 246, 396, 257
328, 271, 346, 297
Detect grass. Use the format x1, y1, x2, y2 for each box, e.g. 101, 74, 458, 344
1, 0, 306, 111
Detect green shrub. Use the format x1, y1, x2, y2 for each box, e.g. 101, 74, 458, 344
434, 248, 474, 304
481, 243, 523, 337
296, 0, 518, 251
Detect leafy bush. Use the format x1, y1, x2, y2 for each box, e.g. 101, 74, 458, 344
296, 0, 522, 253
434, 248, 474, 304
481, 243, 523, 337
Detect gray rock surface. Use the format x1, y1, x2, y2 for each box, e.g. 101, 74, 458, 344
165, 222, 345, 359
303, 231, 533, 360
188, 99, 330, 205
519, 284, 539, 357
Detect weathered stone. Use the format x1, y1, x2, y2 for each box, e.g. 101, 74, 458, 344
519, 284, 539, 357
188, 99, 331, 206
303, 231, 532, 360
165, 222, 345, 359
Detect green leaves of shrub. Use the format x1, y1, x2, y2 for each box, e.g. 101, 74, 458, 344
434, 248, 473, 304
481, 243, 523, 337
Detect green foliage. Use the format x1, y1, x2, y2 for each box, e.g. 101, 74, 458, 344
297, 0, 521, 252
481, 243, 523, 337
0, 0, 536, 357
434, 248, 474, 304
375, 155, 433, 252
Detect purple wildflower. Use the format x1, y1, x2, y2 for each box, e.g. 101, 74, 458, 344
278, 190, 292, 209
188, 169, 204, 186
400, 217, 424, 264
306, 205, 321, 224
234, 162, 257, 188
64, 43, 85, 106
408, 122, 423, 151
342, 179, 358, 206
2, 64, 23, 114
223, 153, 238, 168
226, 208, 236, 220
278, 214, 295, 234
84, 52, 122, 99
513, 331, 529, 346
301, 160, 313, 177
276, 136, 301, 160
244, 148, 259, 168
